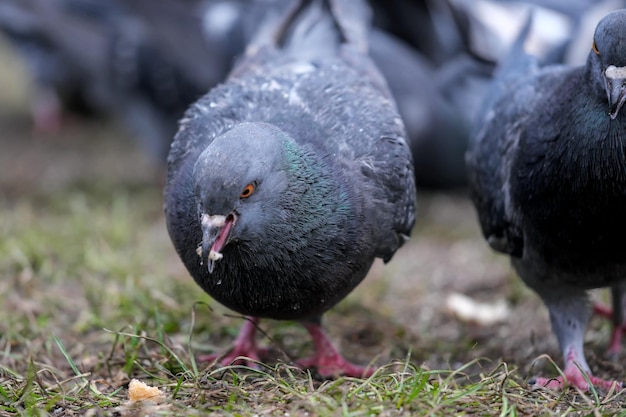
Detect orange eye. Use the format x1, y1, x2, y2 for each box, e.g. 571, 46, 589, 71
592, 40, 600, 55
240, 183, 255, 199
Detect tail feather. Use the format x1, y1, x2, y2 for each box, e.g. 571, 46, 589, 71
229, 0, 392, 99
278, 0, 342, 59
247, 0, 370, 57
326, 0, 370, 53
493, 11, 536, 83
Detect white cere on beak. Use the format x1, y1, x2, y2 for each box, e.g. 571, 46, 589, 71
606, 65, 626, 79
197, 214, 228, 267
201, 213, 226, 228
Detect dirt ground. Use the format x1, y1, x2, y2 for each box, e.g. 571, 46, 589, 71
0, 39, 623, 391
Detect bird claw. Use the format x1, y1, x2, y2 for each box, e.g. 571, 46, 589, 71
198, 347, 270, 369
528, 364, 623, 392
297, 354, 374, 378
528, 375, 567, 390
197, 318, 269, 369
299, 322, 375, 378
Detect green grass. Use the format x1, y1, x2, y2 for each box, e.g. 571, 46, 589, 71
1, 182, 625, 417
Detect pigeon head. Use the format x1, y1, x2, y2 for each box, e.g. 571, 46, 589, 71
589, 9, 626, 119
191, 122, 307, 273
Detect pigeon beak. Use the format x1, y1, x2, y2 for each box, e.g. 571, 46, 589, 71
199, 213, 236, 273
604, 65, 626, 119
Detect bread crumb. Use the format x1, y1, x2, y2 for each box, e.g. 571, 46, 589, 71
446, 292, 510, 326
209, 250, 223, 261
127, 379, 165, 403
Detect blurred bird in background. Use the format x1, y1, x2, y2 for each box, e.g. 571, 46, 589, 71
0, 0, 247, 161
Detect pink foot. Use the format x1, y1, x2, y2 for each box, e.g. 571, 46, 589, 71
593, 302, 626, 359
298, 323, 375, 378
198, 317, 269, 368
529, 362, 623, 392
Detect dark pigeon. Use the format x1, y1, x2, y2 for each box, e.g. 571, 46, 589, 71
164, 0, 416, 378
466, 10, 626, 391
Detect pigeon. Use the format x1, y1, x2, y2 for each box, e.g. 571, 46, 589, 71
466, 10, 626, 391
164, 0, 416, 378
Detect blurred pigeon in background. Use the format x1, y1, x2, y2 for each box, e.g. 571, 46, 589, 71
0, 0, 245, 162
122, 0, 248, 95
368, 28, 474, 189
120, 0, 253, 161
164, 0, 415, 378
0, 0, 121, 132
369, 0, 468, 66
466, 9, 626, 391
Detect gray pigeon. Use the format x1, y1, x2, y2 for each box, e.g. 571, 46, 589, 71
466, 10, 626, 391
164, 0, 416, 378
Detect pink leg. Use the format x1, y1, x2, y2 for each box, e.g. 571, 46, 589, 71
593, 302, 626, 359
297, 322, 374, 378
529, 346, 623, 391
593, 303, 613, 319
198, 317, 269, 368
